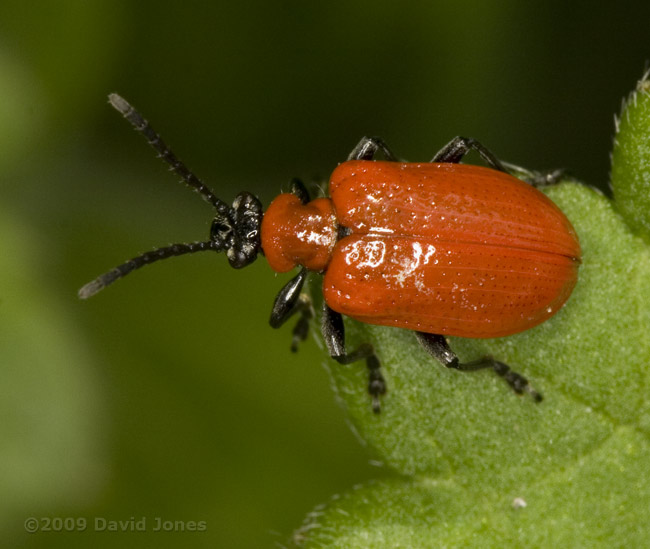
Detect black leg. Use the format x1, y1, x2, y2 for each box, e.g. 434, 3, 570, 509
499, 161, 568, 187
288, 294, 313, 352
431, 136, 508, 171
415, 332, 543, 402
347, 136, 399, 161
289, 177, 310, 204
322, 304, 387, 413
269, 268, 313, 352
432, 136, 566, 187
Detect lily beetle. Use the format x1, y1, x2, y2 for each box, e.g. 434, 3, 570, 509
80, 94, 581, 413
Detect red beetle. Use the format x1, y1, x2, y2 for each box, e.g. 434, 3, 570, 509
80, 94, 581, 412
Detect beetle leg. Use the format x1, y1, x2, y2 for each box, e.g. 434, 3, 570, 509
322, 304, 387, 413
431, 136, 508, 171
415, 332, 543, 402
288, 294, 314, 352
289, 177, 311, 204
499, 161, 568, 187
432, 136, 567, 187
269, 267, 314, 351
269, 268, 308, 328
347, 136, 399, 162
453, 357, 543, 402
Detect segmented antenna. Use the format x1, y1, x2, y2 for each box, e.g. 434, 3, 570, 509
79, 94, 246, 299
108, 93, 231, 218
78, 240, 220, 299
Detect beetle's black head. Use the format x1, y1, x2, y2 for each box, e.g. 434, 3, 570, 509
210, 191, 263, 269
78, 93, 264, 299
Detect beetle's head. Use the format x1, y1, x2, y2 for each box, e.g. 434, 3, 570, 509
210, 191, 263, 269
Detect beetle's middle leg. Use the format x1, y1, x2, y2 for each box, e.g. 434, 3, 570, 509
431, 136, 509, 171
322, 304, 387, 413
347, 136, 400, 162
431, 136, 566, 187
415, 332, 543, 402
269, 267, 314, 352
499, 161, 567, 187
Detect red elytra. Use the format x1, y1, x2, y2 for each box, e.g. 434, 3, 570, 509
261, 160, 581, 339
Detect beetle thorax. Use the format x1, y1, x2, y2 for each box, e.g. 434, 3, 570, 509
261, 194, 338, 273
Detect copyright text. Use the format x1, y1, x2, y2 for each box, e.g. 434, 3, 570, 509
24, 516, 207, 533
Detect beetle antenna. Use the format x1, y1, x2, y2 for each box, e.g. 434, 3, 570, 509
78, 240, 219, 299
108, 93, 231, 219
79, 96, 264, 299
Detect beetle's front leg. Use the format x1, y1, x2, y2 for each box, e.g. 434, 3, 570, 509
289, 177, 310, 204
415, 332, 543, 402
322, 304, 387, 413
347, 136, 399, 162
269, 267, 314, 352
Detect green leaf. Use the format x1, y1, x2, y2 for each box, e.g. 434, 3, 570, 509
612, 70, 650, 239
295, 74, 650, 547
294, 428, 650, 548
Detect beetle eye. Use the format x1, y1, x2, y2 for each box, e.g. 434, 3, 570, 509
210, 216, 233, 242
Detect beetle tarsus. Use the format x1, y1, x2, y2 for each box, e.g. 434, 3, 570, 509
456, 358, 543, 402
500, 161, 568, 187
368, 359, 387, 414
415, 332, 543, 402
371, 396, 382, 414
290, 314, 310, 352
290, 295, 314, 352
487, 359, 543, 402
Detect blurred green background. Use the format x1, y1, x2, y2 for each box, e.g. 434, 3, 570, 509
2, 1, 650, 547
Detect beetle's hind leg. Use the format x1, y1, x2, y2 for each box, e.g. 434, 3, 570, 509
322, 304, 387, 413
415, 332, 543, 402
431, 136, 566, 187
452, 357, 543, 402
269, 267, 314, 352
